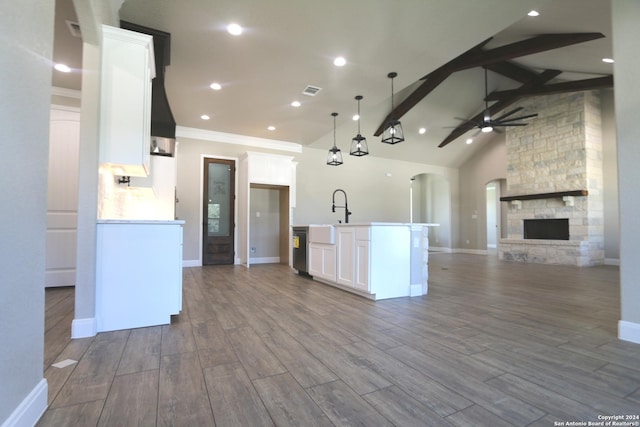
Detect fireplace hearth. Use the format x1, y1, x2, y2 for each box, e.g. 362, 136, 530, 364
524, 218, 569, 240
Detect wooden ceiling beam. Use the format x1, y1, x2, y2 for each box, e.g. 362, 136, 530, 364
438, 69, 562, 147
374, 32, 605, 136
486, 75, 613, 100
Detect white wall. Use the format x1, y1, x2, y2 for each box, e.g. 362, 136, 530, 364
613, 0, 640, 341
0, 0, 52, 424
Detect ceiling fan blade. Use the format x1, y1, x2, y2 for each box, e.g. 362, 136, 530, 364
495, 122, 529, 126
493, 107, 523, 122
498, 113, 539, 123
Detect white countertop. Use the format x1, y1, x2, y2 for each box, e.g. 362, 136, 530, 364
97, 219, 185, 225
292, 222, 439, 227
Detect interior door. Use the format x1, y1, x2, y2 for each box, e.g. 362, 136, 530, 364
203, 158, 235, 265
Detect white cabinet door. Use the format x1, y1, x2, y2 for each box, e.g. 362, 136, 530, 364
354, 239, 370, 292
309, 243, 336, 282
46, 108, 80, 288
99, 25, 154, 177
336, 227, 355, 287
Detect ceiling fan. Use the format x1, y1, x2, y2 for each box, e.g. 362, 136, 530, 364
461, 67, 539, 134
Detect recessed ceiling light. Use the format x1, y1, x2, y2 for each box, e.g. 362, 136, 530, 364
227, 23, 243, 36
200, 115, 210, 120
333, 56, 346, 67
352, 114, 359, 121
291, 101, 301, 107
527, 10, 539, 17
267, 126, 276, 131
209, 82, 222, 90
418, 127, 426, 134
602, 57, 615, 64
466, 138, 473, 144
54, 63, 71, 73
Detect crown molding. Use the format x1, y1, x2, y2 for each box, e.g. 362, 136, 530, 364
176, 126, 302, 153
51, 86, 82, 99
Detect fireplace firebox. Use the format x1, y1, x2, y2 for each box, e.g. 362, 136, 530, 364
523, 218, 569, 240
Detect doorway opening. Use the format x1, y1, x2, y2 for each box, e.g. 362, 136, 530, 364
249, 184, 290, 266
203, 158, 236, 265
410, 173, 452, 251
485, 179, 506, 254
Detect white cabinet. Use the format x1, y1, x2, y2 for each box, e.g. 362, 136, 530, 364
337, 226, 371, 292
96, 220, 184, 332
354, 239, 370, 292
336, 227, 355, 287
99, 25, 155, 177
308, 243, 336, 282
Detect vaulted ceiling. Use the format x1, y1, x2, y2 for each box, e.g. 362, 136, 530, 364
52, 0, 613, 168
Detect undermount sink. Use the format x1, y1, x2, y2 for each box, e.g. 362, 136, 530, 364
309, 224, 335, 244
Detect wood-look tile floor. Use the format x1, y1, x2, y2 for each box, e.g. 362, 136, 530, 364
38, 254, 640, 426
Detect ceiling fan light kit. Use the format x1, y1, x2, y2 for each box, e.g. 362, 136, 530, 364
381, 72, 405, 144
327, 112, 343, 166
467, 67, 539, 135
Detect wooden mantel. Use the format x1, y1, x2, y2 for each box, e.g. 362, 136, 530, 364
500, 190, 588, 202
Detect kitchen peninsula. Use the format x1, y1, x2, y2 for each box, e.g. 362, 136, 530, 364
305, 223, 438, 300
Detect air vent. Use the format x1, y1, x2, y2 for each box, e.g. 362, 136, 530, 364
302, 85, 322, 97
66, 20, 82, 38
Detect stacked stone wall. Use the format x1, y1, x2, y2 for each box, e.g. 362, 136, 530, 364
499, 91, 604, 266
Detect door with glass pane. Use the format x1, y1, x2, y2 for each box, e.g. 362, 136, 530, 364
203, 158, 235, 265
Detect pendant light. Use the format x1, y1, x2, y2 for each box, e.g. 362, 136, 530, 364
381, 72, 404, 144
326, 112, 343, 166
350, 95, 369, 156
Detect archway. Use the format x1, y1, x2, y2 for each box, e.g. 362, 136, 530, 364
411, 173, 452, 251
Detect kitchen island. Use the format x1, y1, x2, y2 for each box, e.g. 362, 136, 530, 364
96, 219, 184, 332
304, 222, 438, 300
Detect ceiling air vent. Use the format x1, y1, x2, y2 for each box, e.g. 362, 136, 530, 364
66, 20, 82, 38
302, 85, 322, 97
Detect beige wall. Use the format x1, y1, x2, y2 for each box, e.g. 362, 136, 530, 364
176, 136, 457, 264
458, 133, 508, 251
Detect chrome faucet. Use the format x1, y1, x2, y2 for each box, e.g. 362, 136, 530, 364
332, 189, 351, 224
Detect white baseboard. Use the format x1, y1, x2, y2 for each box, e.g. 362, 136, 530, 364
429, 246, 452, 253
605, 258, 620, 266
250, 257, 281, 264
72, 317, 97, 338
453, 248, 489, 255
619, 320, 640, 344
1, 378, 48, 427
182, 259, 201, 267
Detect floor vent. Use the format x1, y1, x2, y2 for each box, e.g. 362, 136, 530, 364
66, 20, 82, 38
302, 85, 322, 96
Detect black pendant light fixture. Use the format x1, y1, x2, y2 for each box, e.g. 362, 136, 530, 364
350, 95, 369, 156
381, 72, 404, 144
326, 112, 343, 166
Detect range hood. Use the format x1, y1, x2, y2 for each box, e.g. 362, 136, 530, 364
121, 21, 176, 155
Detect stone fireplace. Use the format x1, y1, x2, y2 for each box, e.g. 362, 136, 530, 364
498, 91, 605, 266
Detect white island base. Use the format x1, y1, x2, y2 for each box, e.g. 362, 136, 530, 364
306, 223, 438, 300
96, 220, 184, 332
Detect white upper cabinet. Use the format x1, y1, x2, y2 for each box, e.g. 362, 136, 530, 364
99, 25, 155, 177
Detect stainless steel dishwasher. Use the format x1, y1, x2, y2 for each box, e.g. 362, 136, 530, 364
292, 226, 309, 275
